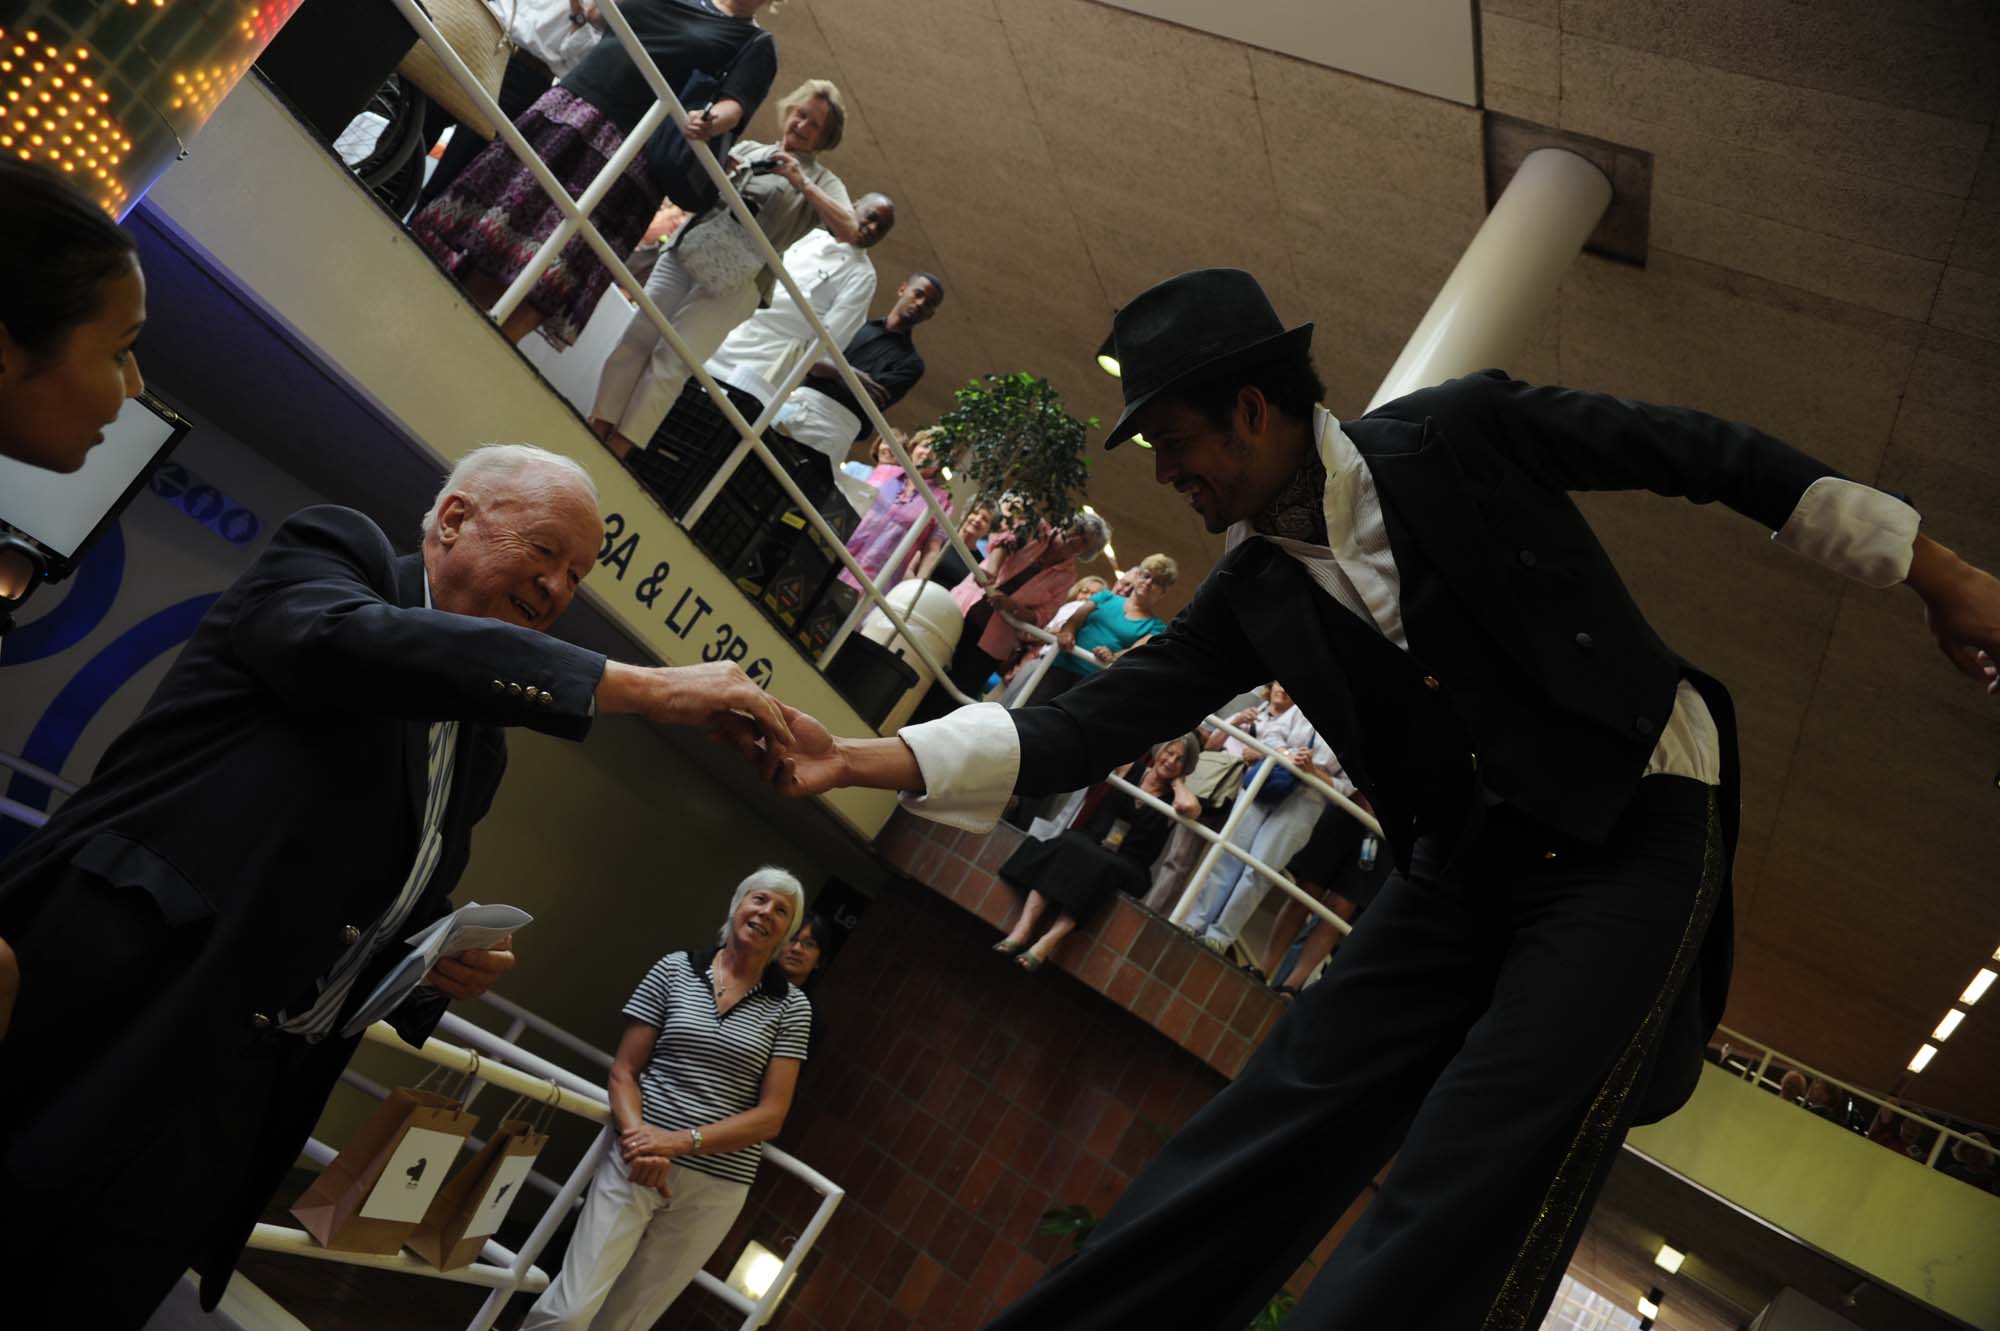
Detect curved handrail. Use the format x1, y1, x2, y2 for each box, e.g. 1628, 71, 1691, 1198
1711, 1024, 1996, 1173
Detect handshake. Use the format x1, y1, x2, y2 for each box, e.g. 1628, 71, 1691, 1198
594, 659, 890, 800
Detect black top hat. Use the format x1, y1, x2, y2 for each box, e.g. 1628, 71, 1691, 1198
1102, 269, 1314, 448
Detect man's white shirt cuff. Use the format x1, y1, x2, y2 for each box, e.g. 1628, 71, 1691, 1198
1773, 477, 1919, 588
896, 702, 1021, 832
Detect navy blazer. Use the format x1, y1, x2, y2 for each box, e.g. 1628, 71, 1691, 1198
1012, 370, 1853, 1083
0, 504, 608, 1303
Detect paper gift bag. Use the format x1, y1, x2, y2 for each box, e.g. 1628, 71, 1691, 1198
406, 1113, 549, 1271
291, 1087, 479, 1254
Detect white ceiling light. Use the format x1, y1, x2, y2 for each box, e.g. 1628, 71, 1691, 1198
1654, 1244, 1685, 1274
1637, 1295, 1661, 1319
1908, 1043, 1938, 1073
1933, 1009, 1966, 1041
1962, 969, 1996, 1006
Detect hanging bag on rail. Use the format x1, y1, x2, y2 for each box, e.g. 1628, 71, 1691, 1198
397, 0, 518, 141
290, 1066, 480, 1254
406, 1094, 555, 1271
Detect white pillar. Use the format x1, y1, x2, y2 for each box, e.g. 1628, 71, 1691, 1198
1368, 148, 1612, 411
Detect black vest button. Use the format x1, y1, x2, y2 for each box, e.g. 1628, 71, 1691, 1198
1634, 716, 1655, 736
1517, 549, 1537, 567
1574, 632, 1594, 651
1422, 674, 1441, 691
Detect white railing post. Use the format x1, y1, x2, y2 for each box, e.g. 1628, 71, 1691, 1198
1171, 757, 1273, 927
0, 748, 78, 795
464, 1129, 615, 1331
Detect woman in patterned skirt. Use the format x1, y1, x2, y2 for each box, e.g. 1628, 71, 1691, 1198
412, 0, 779, 346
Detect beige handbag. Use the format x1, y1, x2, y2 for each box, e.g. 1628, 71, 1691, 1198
398, 0, 517, 141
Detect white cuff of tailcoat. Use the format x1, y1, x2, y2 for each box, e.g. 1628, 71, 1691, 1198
896, 702, 1022, 833
1772, 477, 1919, 588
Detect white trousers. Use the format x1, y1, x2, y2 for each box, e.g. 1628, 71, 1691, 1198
1184, 793, 1325, 948
519, 1133, 750, 1331
591, 252, 759, 443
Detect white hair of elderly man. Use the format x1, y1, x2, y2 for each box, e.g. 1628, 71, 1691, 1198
421, 443, 598, 538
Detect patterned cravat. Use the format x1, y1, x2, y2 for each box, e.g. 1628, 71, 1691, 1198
1251, 449, 1330, 546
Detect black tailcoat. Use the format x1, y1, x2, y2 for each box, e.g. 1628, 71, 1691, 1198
1012, 370, 1847, 1082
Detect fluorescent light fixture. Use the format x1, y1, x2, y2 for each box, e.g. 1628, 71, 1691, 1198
1991, 944, 1999, 961
1638, 1295, 1661, 1319
1933, 1009, 1966, 1041
1908, 1043, 1938, 1073
725, 1240, 795, 1303
1654, 1244, 1685, 1274
1962, 969, 1996, 1006
1096, 332, 1121, 378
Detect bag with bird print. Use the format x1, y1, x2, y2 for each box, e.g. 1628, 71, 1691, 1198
406, 1095, 552, 1270
290, 1072, 478, 1254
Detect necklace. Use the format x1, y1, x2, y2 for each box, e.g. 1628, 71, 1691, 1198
708, 960, 743, 1009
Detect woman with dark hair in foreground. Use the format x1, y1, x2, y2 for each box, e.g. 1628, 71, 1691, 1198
0, 157, 146, 474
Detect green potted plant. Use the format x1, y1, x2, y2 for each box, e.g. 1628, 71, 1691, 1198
930, 372, 1095, 534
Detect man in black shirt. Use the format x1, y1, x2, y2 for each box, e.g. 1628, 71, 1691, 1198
795, 272, 945, 449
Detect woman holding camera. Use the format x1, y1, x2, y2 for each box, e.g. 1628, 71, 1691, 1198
590, 79, 882, 460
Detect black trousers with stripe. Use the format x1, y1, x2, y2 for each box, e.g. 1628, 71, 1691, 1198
985, 775, 1722, 1331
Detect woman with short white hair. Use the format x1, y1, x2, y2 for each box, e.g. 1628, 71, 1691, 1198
521, 866, 812, 1330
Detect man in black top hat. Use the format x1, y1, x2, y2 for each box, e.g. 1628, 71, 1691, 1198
772, 268, 2000, 1329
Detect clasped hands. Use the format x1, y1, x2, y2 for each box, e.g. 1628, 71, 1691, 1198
620, 1123, 691, 1197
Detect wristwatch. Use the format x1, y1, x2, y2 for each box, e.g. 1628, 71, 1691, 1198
689, 1125, 704, 1154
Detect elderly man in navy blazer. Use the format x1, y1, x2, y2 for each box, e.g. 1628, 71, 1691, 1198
775, 269, 2000, 1330
0, 444, 793, 1327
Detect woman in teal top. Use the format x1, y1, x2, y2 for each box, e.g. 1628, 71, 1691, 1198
1031, 553, 1179, 702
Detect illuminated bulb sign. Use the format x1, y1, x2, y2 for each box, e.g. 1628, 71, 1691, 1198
0, 0, 305, 218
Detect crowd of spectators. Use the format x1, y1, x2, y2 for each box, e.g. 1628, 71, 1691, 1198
1708, 1047, 2000, 1196
391, 2, 949, 507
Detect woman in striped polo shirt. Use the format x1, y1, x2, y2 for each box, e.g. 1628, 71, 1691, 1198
522, 867, 813, 1330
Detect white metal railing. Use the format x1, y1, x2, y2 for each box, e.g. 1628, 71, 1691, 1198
269, 1005, 842, 1331
387, 1, 985, 710
1710, 1025, 1997, 1181
0, 747, 76, 829
0, 748, 77, 796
